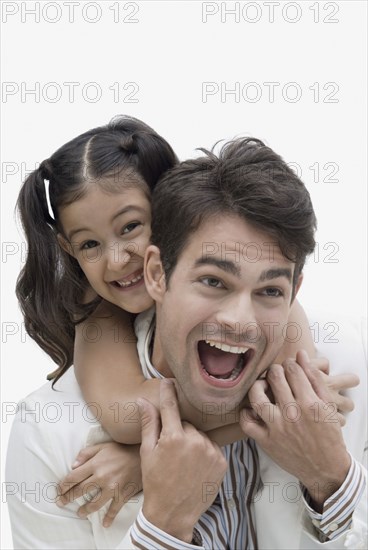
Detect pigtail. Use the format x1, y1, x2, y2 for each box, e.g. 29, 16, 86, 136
16, 163, 75, 380
15, 115, 177, 384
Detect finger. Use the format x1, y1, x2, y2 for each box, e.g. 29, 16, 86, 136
57, 477, 98, 505
266, 363, 296, 405
336, 394, 355, 413
329, 373, 360, 390
57, 462, 93, 496
252, 379, 268, 392
287, 352, 321, 401
102, 481, 142, 528
312, 357, 330, 374
159, 379, 183, 435
138, 397, 161, 453
247, 375, 279, 427
239, 406, 267, 442
182, 421, 201, 434
72, 445, 100, 468
77, 490, 108, 518
248, 377, 271, 405
252, 377, 275, 404
103, 497, 124, 528
338, 412, 346, 427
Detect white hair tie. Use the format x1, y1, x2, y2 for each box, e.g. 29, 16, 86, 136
44, 179, 55, 220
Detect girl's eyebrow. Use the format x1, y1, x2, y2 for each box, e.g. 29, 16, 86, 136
68, 205, 146, 240
111, 205, 147, 222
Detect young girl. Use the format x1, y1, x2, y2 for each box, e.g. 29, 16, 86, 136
16, 116, 357, 527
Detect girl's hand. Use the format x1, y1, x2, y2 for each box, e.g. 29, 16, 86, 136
308, 356, 359, 422
56, 442, 142, 527
249, 356, 358, 426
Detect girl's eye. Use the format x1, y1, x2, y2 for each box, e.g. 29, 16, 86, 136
201, 277, 225, 289
122, 222, 141, 235
261, 287, 284, 298
80, 240, 99, 250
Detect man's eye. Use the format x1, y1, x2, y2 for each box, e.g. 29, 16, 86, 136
80, 240, 99, 250
261, 287, 284, 298
201, 277, 225, 289
122, 222, 141, 234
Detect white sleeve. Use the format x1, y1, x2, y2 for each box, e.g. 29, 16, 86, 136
5, 397, 140, 549
300, 314, 368, 549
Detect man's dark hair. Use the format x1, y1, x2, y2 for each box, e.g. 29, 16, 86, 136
151, 137, 317, 293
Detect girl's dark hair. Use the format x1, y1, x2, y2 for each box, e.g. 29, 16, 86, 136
16, 115, 178, 383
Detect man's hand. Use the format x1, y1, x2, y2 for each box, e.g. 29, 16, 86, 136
139, 379, 228, 544
240, 350, 351, 510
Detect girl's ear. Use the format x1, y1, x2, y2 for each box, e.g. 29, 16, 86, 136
144, 245, 166, 303
57, 234, 74, 257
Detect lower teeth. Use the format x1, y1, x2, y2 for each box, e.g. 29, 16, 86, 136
203, 362, 243, 381
202, 350, 249, 381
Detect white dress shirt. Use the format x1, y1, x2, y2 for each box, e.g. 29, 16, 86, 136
6, 311, 367, 549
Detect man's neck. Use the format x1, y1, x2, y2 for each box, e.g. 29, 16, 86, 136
151, 331, 173, 378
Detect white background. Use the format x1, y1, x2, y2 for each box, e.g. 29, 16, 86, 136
1, 1, 367, 547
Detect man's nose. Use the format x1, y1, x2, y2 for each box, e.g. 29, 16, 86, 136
214, 295, 259, 343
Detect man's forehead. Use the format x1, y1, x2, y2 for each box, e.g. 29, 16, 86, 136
179, 214, 293, 268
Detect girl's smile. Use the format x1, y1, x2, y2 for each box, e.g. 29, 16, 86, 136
58, 182, 153, 314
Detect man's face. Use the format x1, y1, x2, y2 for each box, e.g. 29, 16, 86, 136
147, 214, 301, 413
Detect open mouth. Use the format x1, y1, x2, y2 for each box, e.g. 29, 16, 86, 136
111, 269, 144, 290
197, 340, 253, 387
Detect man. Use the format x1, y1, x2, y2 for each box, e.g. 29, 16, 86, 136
6, 138, 367, 549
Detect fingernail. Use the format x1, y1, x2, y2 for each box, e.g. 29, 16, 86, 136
300, 350, 310, 361
103, 519, 111, 528
72, 460, 80, 468
78, 510, 87, 518
56, 498, 65, 508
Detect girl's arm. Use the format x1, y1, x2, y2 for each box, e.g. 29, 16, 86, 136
275, 298, 317, 362
68, 299, 357, 526
74, 301, 161, 444
75, 301, 238, 443
75, 298, 325, 447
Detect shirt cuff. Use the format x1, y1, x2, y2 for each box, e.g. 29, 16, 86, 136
302, 456, 366, 541
130, 509, 204, 549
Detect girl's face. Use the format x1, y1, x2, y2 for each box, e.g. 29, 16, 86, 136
58, 183, 153, 314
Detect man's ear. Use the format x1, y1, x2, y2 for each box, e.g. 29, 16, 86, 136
291, 272, 303, 304
144, 245, 166, 303
57, 234, 74, 257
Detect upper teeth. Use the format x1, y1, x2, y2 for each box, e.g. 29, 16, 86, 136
205, 340, 249, 354
116, 273, 143, 287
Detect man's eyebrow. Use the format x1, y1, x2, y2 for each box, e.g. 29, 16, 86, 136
194, 257, 241, 277
258, 268, 292, 283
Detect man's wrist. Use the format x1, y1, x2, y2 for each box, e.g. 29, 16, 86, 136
132, 509, 204, 549
302, 456, 366, 542
303, 453, 351, 511
142, 505, 195, 544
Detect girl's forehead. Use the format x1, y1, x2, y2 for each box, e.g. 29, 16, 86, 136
95, 171, 151, 198
67, 184, 150, 212
59, 185, 152, 236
